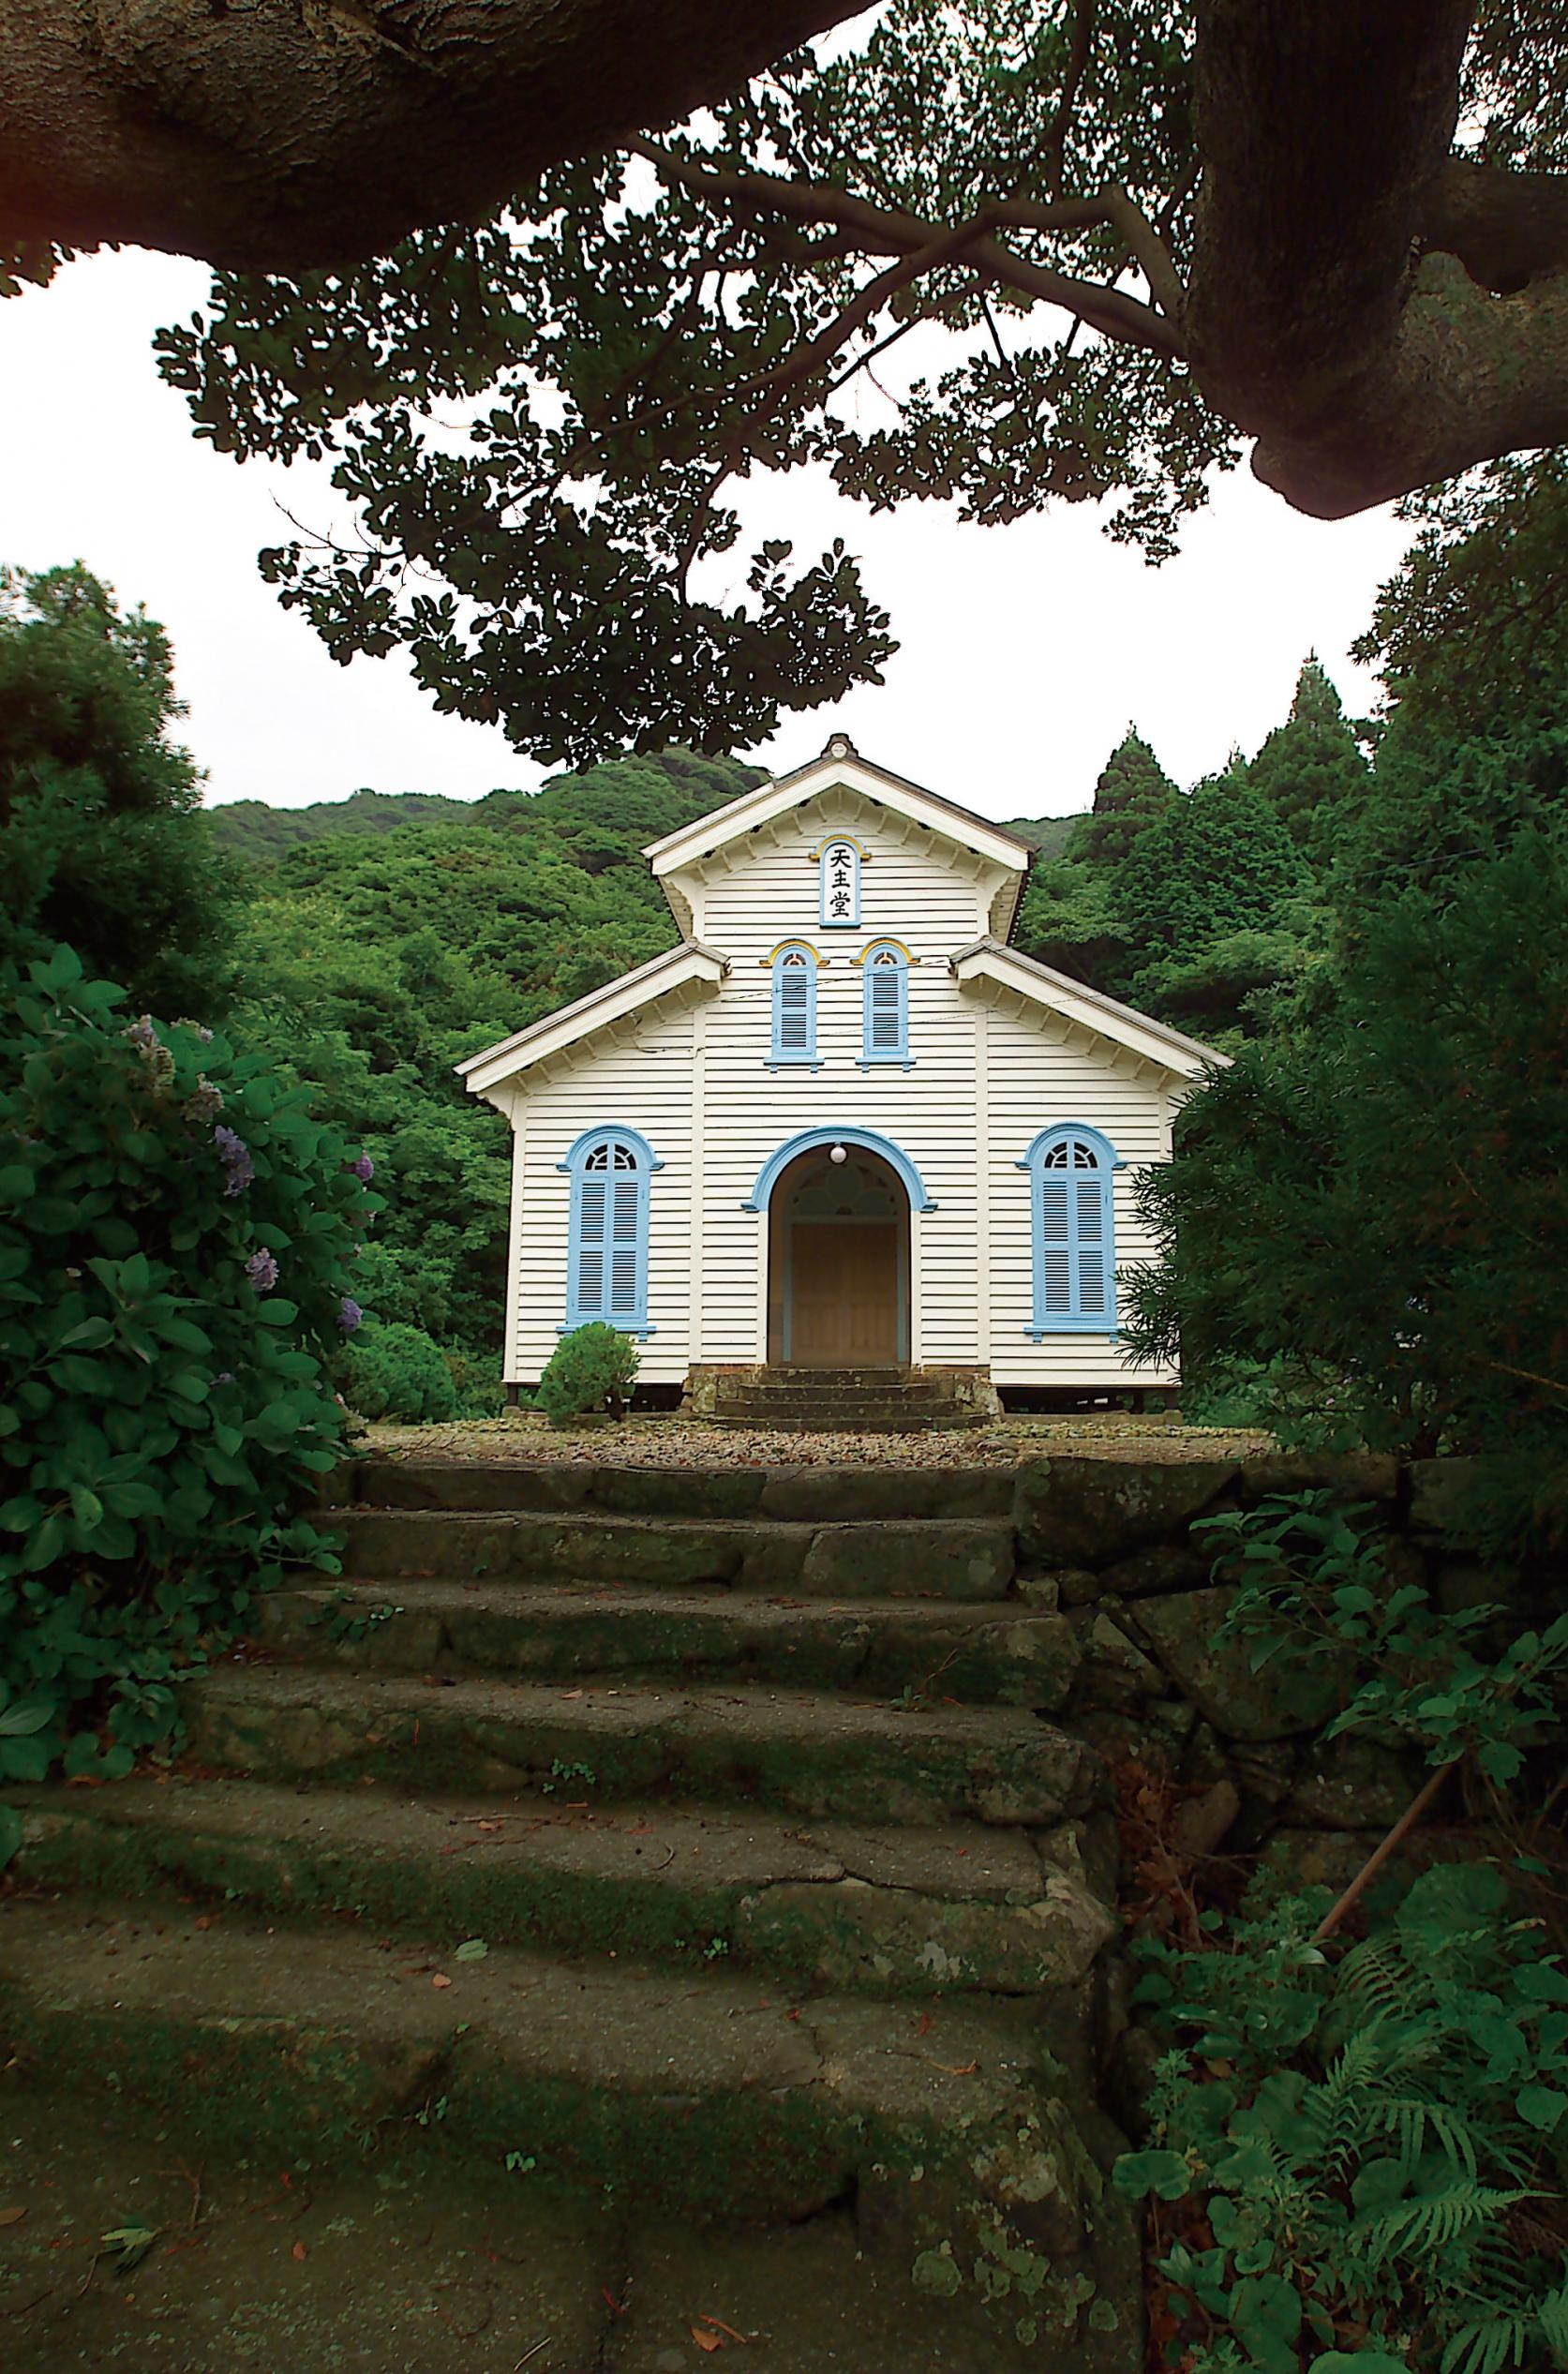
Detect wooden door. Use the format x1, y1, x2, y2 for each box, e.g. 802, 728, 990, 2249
789, 1222, 901, 1362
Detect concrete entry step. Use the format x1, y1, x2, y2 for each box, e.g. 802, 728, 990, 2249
332, 1508, 1016, 1599
182, 1665, 1093, 1826
707, 1407, 992, 1433
10, 1780, 1116, 1997
258, 1579, 1080, 1707
0, 1895, 1103, 2239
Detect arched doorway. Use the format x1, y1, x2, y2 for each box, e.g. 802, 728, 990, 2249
766, 1143, 910, 1365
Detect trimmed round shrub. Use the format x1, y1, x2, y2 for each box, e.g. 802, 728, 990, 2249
0, 946, 372, 1779
534, 1321, 639, 1427
345, 1320, 459, 1424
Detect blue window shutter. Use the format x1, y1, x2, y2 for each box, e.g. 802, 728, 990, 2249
1039, 1174, 1072, 1312
563, 1131, 656, 1335
861, 947, 909, 1064
1023, 1127, 1117, 1334
770, 948, 816, 1063
574, 1176, 608, 1316
1074, 1174, 1108, 1315
607, 1177, 641, 1317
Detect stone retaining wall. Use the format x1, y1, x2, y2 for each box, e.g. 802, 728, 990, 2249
1013, 1450, 1515, 1874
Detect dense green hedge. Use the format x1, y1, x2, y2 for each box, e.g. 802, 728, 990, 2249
0, 947, 371, 1779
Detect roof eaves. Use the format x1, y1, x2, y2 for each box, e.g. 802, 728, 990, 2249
950, 937, 1230, 1070
455, 940, 725, 1084
642, 749, 1033, 873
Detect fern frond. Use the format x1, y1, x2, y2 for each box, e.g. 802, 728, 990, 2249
1356, 2180, 1530, 2266
1374, 2093, 1482, 2183
1441, 2306, 1536, 2374
1536, 2284, 1568, 2355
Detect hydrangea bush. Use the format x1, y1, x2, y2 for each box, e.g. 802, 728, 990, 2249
0, 947, 374, 1780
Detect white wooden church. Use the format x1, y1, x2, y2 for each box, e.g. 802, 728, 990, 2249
458, 738, 1220, 1409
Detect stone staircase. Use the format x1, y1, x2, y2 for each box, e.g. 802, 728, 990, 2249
687, 1363, 999, 1431
4, 1459, 1139, 2366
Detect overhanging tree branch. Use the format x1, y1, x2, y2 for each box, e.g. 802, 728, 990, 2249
630, 137, 1185, 356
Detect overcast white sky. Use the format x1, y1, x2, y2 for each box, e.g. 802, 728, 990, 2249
1, 246, 1413, 823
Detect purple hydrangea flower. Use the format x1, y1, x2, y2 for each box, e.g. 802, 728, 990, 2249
126, 1016, 159, 1052
216, 1370, 235, 1386
351, 1154, 375, 1183
245, 1247, 279, 1293
337, 1296, 364, 1335
214, 1124, 254, 1195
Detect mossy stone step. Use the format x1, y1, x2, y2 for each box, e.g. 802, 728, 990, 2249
332, 1509, 1015, 1600
0, 1897, 1105, 2238
707, 1408, 992, 1434
182, 1666, 1093, 1825
10, 1780, 1117, 1996
348, 1461, 1017, 1522
258, 1579, 1081, 1708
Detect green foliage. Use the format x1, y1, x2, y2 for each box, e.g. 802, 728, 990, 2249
1121, 830, 1568, 1522
0, 563, 230, 1014
1116, 1866, 1568, 2374
533, 1323, 640, 1426
304, 1590, 403, 1646
1244, 658, 1370, 867
1070, 728, 1180, 870
344, 1320, 459, 1424
154, 0, 1233, 760
1354, 455, 1568, 745
1013, 718, 1321, 1040
1117, 769, 1310, 984
1199, 1492, 1568, 1787
0, 946, 364, 1773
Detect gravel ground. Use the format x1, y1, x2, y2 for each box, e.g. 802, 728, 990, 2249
360, 1410, 1274, 1467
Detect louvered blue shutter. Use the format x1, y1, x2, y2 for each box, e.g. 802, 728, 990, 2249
575, 1175, 608, 1315
607, 1176, 641, 1318
1039, 1171, 1072, 1313
562, 1130, 657, 1336
1074, 1172, 1108, 1314
870, 962, 902, 1050
780, 965, 811, 1049
861, 947, 910, 1064
771, 949, 816, 1063
1023, 1128, 1118, 1335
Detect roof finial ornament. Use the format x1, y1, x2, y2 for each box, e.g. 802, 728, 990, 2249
823, 731, 857, 760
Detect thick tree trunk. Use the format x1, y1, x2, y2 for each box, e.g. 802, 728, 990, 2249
1187, 0, 1568, 515
0, 0, 866, 271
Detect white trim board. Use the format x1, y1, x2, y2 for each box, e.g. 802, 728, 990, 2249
457, 942, 727, 1098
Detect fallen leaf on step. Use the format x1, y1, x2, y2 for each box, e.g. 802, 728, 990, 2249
291, 2241, 308, 2261
0, 2206, 26, 2225
431, 1973, 453, 1989
691, 2328, 723, 2352
698, 2314, 752, 2344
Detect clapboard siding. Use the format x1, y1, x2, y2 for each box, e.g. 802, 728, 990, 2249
509, 1010, 697, 1385
494, 778, 1187, 1388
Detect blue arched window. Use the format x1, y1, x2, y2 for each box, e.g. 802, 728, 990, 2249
769, 944, 821, 1068
1018, 1126, 1120, 1335
859, 942, 912, 1068
559, 1127, 660, 1336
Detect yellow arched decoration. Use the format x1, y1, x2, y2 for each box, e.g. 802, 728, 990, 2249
850, 937, 919, 967
805, 832, 873, 863
758, 939, 829, 968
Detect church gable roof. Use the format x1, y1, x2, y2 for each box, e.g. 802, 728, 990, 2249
643, 734, 1033, 888
456, 939, 727, 1098
949, 937, 1229, 1080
